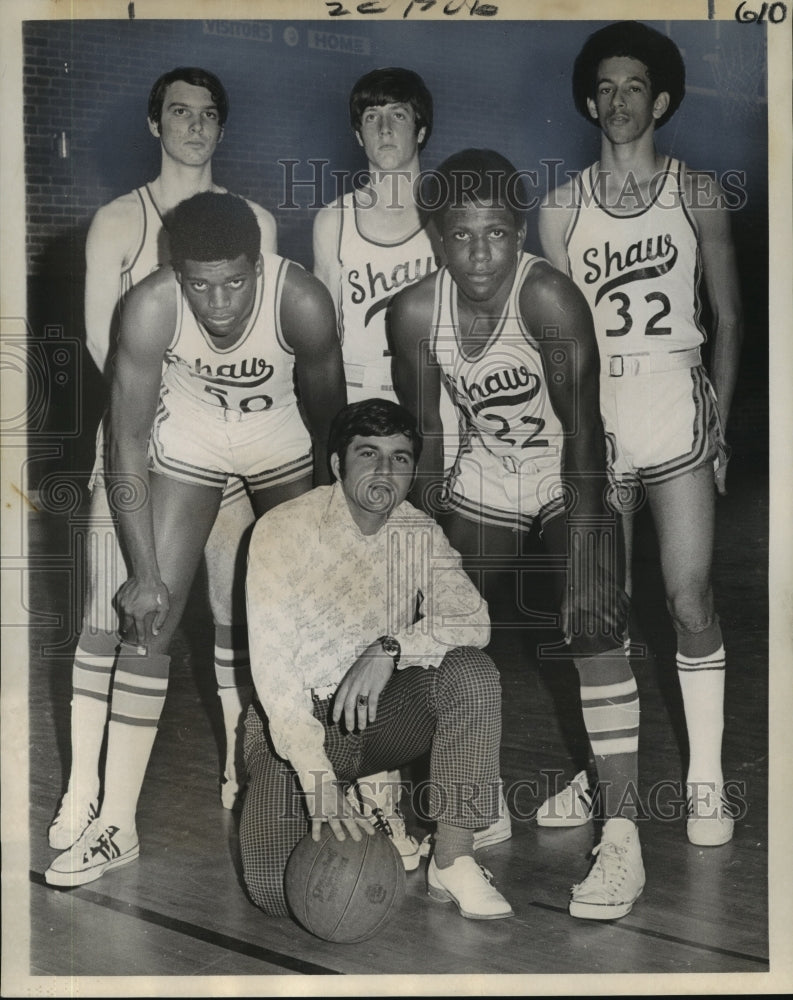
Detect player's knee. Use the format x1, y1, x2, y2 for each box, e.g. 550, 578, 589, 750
568, 634, 625, 659
666, 588, 714, 636
208, 604, 234, 629
672, 615, 723, 658
205, 555, 243, 623
75, 627, 119, 656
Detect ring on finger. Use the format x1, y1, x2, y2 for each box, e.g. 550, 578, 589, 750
357, 694, 369, 707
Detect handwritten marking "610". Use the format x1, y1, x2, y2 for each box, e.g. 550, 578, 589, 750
735, 1, 787, 22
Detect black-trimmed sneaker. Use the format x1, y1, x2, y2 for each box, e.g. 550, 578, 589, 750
48, 792, 99, 850
45, 820, 139, 888
347, 780, 421, 872
686, 782, 735, 846
368, 806, 421, 872
537, 770, 594, 828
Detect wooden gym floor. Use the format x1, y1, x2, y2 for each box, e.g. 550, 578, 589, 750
16, 449, 780, 993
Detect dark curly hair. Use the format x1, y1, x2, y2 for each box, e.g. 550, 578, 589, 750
166, 192, 260, 268
572, 21, 686, 128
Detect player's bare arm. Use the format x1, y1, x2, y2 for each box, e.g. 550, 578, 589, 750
108, 269, 178, 644
538, 183, 577, 272
521, 263, 626, 639
249, 201, 278, 256
684, 169, 745, 437
280, 263, 347, 485
520, 261, 607, 493
312, 205, 342, 309
389, 274, 443, 512
84, 194, 145, 377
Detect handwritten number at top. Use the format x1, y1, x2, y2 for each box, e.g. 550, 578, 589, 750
326, 0, 499, 18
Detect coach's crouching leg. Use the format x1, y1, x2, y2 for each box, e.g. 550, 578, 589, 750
424, 647, 513, 919
239, 702, 308, 916
427, 646, 502, 831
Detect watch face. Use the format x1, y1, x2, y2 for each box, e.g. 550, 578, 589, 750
381, 636, 400, 657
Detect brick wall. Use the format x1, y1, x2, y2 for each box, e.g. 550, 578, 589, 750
21, 17, 769, 480
23, 17, 769, 271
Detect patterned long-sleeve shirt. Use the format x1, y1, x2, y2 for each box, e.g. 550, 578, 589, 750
245, 483, 490, 794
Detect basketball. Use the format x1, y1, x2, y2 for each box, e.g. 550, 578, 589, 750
284, 826, 406, 943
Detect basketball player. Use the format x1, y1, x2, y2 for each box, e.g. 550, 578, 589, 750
313, 67, 441, 409
241, 398, 512, 921
538, 21, 743, 847
47, 68, 276, 856
45, 192, 346, 887
390, 149, 644, 920
313, 68, 499, 868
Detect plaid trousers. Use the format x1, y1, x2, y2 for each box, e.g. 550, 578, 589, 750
239, 645, 501, 916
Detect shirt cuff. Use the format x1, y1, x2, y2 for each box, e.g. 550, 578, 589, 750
395, 632, 453, 669
294, 754, 338, 801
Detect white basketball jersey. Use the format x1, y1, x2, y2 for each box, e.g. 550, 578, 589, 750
431, 253, 564, 466
119, 185, 168, 300
565, 158, 706, 357
335, 191, 440, 396
162, 254, 298, 414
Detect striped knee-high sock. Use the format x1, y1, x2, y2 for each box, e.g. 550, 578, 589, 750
66, 628, 118, 803
575, 649, 641, 820
214, 624, 252, 782
675, 619, 726, 789
99, 648, 170, 831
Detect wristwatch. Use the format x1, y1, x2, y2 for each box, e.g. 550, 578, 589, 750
379, 634, 401, 667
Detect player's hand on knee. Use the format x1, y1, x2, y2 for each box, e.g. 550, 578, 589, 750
332, 642, 395, 732
116, 577, 170, 649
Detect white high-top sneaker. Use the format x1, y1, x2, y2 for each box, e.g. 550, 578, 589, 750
349, 771, 421, 872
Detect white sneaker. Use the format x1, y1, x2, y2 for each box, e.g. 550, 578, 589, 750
370, 807, 421, 871
569, 818, 645, 920
45, 819, 139, 888
427, 856, 513, 919
537, 770, 594, 828
48, 791, 99, 850
348, 777, 421, 872
687, 782, 735, 846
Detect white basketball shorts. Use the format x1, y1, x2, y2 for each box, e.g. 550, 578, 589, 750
445, 436, 565, 532
601, 365, 725, 493
148, 384, 312, 492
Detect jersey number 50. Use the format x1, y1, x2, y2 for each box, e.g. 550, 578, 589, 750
204, 384, 274, 412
